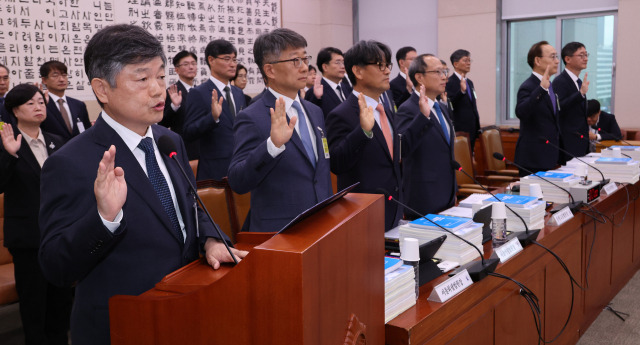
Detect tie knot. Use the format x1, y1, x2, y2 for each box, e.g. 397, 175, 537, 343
138, 137, 155, 155
57, 98, 65, 105
433, 101, 442, 112
223, 86, 230, 92
375, 103, 385, 113
291, 100, 303, 113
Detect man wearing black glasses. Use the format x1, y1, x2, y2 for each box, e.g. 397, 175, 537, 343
552, 41, 591, 162
184, 39, 246, 180
228, 28, 332, 233
397, 54, 457, 217
326, 40, 402, 231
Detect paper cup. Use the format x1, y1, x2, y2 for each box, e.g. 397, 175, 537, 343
529, 183, 544, 199
491, 202, 507, 219
401, 237, 420, 261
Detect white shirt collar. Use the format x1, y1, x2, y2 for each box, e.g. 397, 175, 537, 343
209, 75, 231, 94
178, 79, 194, 91
565, 68, 580, 82
48, 93, 67, 104
454, 71, 464, 80
323, 76, 340, 90
412, 89, 436, 108
18, 127, 44, 144
352, 90, 379, 109
268, 88, 302, 112
532, 71, 543, 81
399, 71, 407, 80
100, 111, 154, 154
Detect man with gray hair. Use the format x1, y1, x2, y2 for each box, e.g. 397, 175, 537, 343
38, 24, 246, 344
228, 28, 332, 233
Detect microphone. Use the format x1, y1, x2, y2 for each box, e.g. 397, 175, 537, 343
596, 128, 634, 146
157, 136, 238, 265
492, 153, 583, 212
540, 136, 609, 187
451, 161, 540, 247
376, 188, 499, 282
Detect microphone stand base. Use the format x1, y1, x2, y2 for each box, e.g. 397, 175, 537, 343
514, 229, 541, 247
451, 257, 500, 282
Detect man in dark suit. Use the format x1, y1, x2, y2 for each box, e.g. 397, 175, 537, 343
389, 46, 417, 107
305, 47, 348, 118
39, 60, 92, 142
1, 84, 71, 345
397, 54, 457, 217
446, 49, 480, 152
514, 41, 561, 176
38, 24, 246, 345
587, 99, 622, 141
552, 42, 591, 160
0, 64, 12, 125
326, 40, 402, 231
183, 39, 246, 181
159, 50, 200, 160
228, 28, 332, 233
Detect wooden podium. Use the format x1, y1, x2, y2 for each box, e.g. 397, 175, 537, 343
109, 193, 385, 345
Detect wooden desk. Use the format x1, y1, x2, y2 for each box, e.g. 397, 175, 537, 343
596, 140, 640, 152
386, 181, 640, 344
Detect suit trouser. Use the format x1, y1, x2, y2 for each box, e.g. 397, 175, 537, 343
9, 247, 73, 345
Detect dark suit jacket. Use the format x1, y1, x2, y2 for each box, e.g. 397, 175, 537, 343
341, 76, 353, 95
0, 126, 64, 248
390, 74, 411, 107
396, 93, 457, 216
446, 74, 480, 146
326, 93, 402, 231
38, 118, 226, 345
304, 77, 345, 119
514, 74, 561, 172
593, 111, 622, 140
183, 79, 246, 181
0, 104, 13, 126
40, 96, 91, 142
249, 88, 268, 105
228, 91, 332, 233
160, 81, 200, 160
552, 70, 589, 159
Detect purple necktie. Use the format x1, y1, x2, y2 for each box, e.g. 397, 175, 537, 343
548, 83, 557, 114
466, 80, 473, 101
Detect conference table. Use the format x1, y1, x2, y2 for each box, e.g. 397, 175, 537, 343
385, 180, 640, 345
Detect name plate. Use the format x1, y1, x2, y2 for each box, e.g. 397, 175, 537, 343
428, 269, 473, 303
495, 238, 523, 263
548, 206, 573, 226
601, 182, 618, 196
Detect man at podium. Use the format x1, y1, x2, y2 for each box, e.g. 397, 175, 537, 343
38, 24, 246, 345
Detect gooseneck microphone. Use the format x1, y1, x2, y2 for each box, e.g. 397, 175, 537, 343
542, 136, 609, 186
492, 152, 583, 212
451, 161, 540, 247
376, 188, 499, 282
596, 128, 634, 146
158, 136, 238, 265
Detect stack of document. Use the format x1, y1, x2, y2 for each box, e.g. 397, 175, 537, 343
399, 215, 483, 265
604, 146, 640, 161
471, 194, 545, 231
384, 257, 416, 323
591, 157, 640, 184
520, 171, 580, 203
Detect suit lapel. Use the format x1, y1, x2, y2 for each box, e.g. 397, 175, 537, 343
16, 135, 42, 176
46, 99, 69, 135
92, 118, 181, 243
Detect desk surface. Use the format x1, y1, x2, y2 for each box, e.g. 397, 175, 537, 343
386, 182, 640, 345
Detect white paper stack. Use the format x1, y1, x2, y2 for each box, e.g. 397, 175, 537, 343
399, 215, 483, 265
605, 146, 640, 161
458, 193, 492, 208
591, 157, 640, 184
520, 171, 580, 203
471, 194, 546, 231
384, 263, 416, 323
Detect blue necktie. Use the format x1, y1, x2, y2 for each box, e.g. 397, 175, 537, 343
0, 97, 4, 105
466, 80, 473, 101
433, 102, 450, 145
548, 83, 557, 114
577, 78, 582, 90
138, 137, 184, 243
291, 101, 316, 168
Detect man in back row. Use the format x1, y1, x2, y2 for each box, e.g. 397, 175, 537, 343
445, 49, 480, 152
40, 60, 92, 142
305, 47, 348, 118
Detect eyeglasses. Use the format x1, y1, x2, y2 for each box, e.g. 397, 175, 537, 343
176, 61, 198, 67
460, 58, 473, 63
543, 54, 559, 60
366, 61, 393, 71
214, 56, 238, 64
331, 60, 345, 66
572, 53, 590, 59
269, 55, 312, 68
423, 69, 449, 77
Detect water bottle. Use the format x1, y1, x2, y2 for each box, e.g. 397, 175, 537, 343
491, 202, 508, 248
401, 237, 420, 299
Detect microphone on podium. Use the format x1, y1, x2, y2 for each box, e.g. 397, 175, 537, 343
157, 136, 238, 265
450, 161, 540, 247
492, 152, 583, 212
375, 188, 499, 282
541, 136, 609, 187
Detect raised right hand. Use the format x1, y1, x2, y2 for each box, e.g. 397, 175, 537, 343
94, 145, 127, 222
168, 84, 182, 107
540, 65, 551, 89
460, 73, 467, 93
0, 124, 21, 156
418, 85, 431, 119
210, 89, 224, 121
403, 67, 414, 93
270, 97, 296, 148
313, 73, 324, 99
358, 93, 374, 133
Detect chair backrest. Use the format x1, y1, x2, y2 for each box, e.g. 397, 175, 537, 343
0, 194, 12, 265
196, 180, 236, 242
189, 160, 198, 179
231, 191, 251, 232
480, 126, 506, 171
453, 132, 475, 185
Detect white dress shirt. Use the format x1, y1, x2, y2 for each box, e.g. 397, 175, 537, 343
266, 89, 318, 159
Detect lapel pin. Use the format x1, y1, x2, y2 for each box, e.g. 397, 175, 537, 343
49, 142, 55, 150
